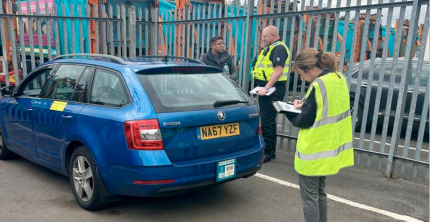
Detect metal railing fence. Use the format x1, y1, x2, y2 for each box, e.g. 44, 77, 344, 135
0, 0, 428, 181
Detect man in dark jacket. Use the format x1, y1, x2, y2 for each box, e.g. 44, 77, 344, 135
200, 36, 238, 81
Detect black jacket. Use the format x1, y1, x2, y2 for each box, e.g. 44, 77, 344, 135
285, 70, 331, 128
200, 49, 238, 81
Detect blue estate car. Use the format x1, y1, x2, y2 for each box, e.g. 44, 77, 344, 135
0, 54, 264, 210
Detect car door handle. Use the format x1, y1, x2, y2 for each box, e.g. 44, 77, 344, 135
407, 90, 420, 94
61, 115, 73, 119
361, 84, 368, 87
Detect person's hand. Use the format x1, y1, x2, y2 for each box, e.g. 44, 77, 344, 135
257, 88, 267, 96
293, 100, 303, 110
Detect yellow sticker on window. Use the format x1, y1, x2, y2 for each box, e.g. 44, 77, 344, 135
50, 101, 67, 111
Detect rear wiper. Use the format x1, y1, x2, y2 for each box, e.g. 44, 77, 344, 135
117, 100, 126, 107
213, 100, 248, 108
92, 100, 105, 105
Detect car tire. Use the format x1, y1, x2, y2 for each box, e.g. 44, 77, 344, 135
0, 129, 17, 160
69, 146, 108, 211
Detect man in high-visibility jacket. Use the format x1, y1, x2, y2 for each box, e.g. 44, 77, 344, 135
285, 48, 354, 222
252, 25, 290, 163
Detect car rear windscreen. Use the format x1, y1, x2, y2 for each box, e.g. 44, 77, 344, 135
137, 73, 252, 113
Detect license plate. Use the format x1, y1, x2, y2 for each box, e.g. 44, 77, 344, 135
216, 159, 236, 182
196, 123, 240, 140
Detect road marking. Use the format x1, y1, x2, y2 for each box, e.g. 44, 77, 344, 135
353, 137, 429, 153
255, 173, 423, 222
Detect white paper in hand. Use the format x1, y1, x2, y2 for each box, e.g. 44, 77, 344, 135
272, 101, 302, 114
249, 86, 276, 96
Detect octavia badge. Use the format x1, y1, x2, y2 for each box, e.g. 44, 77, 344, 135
217, 111, 226, 121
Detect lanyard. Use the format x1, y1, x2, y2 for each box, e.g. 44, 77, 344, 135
258, 47, 270, 65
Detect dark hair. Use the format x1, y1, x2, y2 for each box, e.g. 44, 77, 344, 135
210, 36, 223, 46
293, 48, 338, 72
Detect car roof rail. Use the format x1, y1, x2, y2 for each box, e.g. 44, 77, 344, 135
137, 55, 205, 65
52, 53, 128, 65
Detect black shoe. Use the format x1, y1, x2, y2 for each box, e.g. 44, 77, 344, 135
264, 154, 272, 163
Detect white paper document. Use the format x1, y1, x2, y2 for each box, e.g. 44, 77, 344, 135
272, 101, 302, 114
249, 86, 276, 96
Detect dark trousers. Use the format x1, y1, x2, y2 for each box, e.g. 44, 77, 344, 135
257, 81, 286, 156
298, 174, 328, 222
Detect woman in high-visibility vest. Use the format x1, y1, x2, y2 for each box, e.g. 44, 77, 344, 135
285, 48, 354, 222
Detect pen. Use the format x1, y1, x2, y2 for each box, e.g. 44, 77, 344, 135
299, 96, 306, 106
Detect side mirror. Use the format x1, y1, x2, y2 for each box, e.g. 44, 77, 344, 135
1, 85, 15, 97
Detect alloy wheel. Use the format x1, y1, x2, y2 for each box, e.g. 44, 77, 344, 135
72, 156, 94, 202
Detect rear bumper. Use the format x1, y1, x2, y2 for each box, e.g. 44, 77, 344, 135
100, 144, 264, 197
154, 165, 261, 197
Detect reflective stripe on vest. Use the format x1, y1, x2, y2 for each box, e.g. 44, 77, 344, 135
296, 142, 353, 161
312, 109, 350, 128
253, 41, 290, 82
314, 78, 329, 118
310, 78, 351, 128
295, 72, 354, 176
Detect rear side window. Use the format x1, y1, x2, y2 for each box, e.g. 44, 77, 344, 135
138, 73, 251, 113
70, 68, 91, 102
89, 69, 129, 107
381, 63, 428, 86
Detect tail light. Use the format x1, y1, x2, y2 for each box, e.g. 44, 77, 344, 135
124, 119, 164, 150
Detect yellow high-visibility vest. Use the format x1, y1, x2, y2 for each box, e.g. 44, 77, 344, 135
295, 71, 354, 176
253, 41, 290, 82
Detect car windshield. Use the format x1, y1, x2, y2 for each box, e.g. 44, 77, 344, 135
137, 72, 252, 113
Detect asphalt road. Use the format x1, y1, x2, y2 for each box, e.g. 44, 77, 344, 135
0, 148, 428, 222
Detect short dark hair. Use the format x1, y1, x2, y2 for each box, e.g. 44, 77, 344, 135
210, 36, 223, 46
